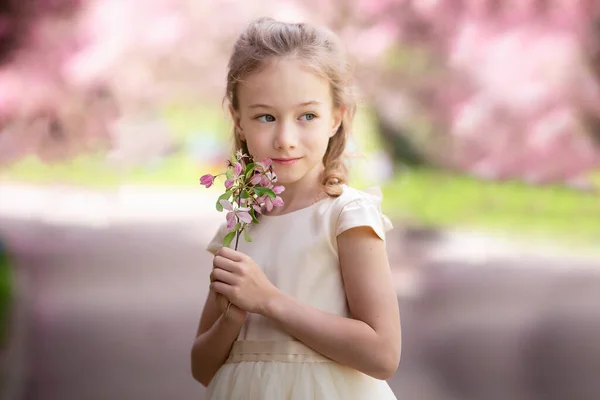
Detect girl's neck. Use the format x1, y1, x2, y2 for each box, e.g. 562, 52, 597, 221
268, 169, 324, 216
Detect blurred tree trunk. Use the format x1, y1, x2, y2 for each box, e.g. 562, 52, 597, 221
374, 109, 428, 167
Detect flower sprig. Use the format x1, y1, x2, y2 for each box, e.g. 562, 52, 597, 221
200, 150, 285, 249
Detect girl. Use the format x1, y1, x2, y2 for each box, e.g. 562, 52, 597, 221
191, 17, 401, 399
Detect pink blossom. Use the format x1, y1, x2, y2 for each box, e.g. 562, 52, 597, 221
220, 200, 252, 229
266, 171, 277, 183
271, 196, 284, 207
260, 158, 273, 169
235, 150, 249, 161
199, 174, 214, 188
255, 193, 284, 213
224, 178, 235, 189
257, 158, 273, 171
260, 176, 270, 186
219, 200, 233, 211
233, 162, 243, 176
250, 174, 262, 185
264, 196, 274, 212
226, 211, 237, 230
273, 185, 285, 194
236, 209, 253, 224
252, 204, 262, 214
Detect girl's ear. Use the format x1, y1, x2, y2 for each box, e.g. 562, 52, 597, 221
330, 106, 344, 137
229, 104, 245, 141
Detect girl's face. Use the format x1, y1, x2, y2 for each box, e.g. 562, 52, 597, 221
232, 57, 342, 186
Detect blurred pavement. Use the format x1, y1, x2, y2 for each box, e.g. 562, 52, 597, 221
1, 184, 599, 400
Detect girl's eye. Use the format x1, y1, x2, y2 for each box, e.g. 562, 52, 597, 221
299, 113, 317, 121
257, 115, 276, 123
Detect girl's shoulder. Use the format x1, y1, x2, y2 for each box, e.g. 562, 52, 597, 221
329, 185, 394, 241
333, 185, 384, 207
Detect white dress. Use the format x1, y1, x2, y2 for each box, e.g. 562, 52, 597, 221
205, 185, 397, 399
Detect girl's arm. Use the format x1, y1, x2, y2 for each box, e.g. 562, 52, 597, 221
263, 226, 401, 379
211, 227, 402, 380
190, 290, 245, 386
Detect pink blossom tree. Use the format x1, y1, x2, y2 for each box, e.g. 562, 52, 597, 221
0, 0, 286, 164
333, 0, 600, 187
2, 0, 599, 188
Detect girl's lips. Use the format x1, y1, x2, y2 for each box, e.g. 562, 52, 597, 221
272, 158, 301, 165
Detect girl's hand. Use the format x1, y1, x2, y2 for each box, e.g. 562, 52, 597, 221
210, 247, 279, 315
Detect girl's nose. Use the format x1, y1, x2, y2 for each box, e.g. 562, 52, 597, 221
273, 121, 298, 150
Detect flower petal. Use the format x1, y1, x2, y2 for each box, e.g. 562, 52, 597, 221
224, 178, 235, 189
199, 174, 214, 188
219, 199, 234, 211
273, 185, 285, 194
253, 204, 262, 214
250, 174, 262, 185
237, 211, 253, 224
235, 150, 248, 161
271, 196, 284, 207
261, 158, 273, 169
233, 162, 243, 177
266, 171, 277, 183
226, 212, 237, 230
265, 197, 273, 212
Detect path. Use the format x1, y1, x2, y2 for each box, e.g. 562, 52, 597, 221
1, 184, 599, 400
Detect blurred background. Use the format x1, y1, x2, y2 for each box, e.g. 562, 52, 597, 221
0, 0, 600, 399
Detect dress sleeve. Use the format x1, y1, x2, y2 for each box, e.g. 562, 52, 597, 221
335, 187, 394, 241
206, 222, 228, 255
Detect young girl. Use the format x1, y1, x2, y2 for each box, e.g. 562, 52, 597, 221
191, 17, 401, 399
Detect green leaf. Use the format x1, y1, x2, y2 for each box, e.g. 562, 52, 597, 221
223, 231, 236, 247
249, 208, 259, 223
244, 162, 255, 175
254, 186, 276, 199
226, 169, 234, 179
241, 189, 250, 199
244, 229, 252, 242
215, 190, 233, 212
233, 222, 241, 232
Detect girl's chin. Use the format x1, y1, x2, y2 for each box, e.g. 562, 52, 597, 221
271, 176, 292, 185
270, 171, 297, 185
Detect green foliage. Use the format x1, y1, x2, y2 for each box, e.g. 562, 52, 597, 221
223, 231, 236, 247
254, 186, 276, 199
0, 153, 212, 187
215, 190, 234, 211
0, 244, 12, 348
2, 104, 598, 246
381, 168, 600, 245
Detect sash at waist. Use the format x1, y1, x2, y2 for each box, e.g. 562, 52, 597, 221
226, 340, 332, 363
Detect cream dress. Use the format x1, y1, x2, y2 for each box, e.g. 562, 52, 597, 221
205, 185, 397, 400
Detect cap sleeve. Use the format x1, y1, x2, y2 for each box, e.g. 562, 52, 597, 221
335, 187, 393, 241
206, 222, 228, 255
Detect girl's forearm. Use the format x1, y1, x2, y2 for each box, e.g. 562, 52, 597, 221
261, 290, 400, 380
191, 316, 244, 386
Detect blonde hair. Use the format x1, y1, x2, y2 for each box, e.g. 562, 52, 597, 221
225, 17, 356, 196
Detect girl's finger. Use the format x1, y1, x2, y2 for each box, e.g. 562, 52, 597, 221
210, 267, 238, 285
213, 254, 241, 273
216, 246, 245, 262
210, 281, 234, 299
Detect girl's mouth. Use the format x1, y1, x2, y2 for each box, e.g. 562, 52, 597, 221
272, 158, 302, 165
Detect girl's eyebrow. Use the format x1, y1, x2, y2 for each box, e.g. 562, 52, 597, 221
248, 101, 324, 109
